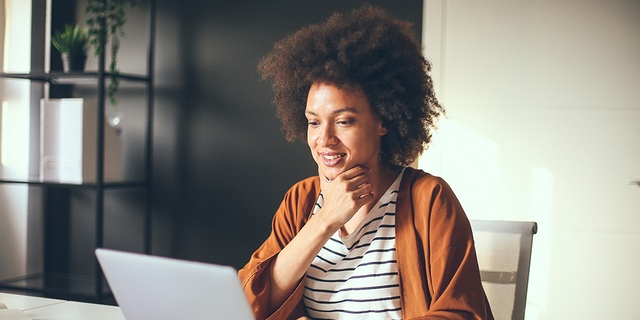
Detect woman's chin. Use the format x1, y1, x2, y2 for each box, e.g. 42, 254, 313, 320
319, 167, 342, 181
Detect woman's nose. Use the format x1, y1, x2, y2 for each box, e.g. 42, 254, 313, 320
318, 125, 338, 146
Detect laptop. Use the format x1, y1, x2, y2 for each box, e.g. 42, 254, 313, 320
95, 248, 254, 320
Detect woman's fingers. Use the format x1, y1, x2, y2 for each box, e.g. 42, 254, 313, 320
335, 166, 370, 182
355, 182, 373, 200
316, 165, 375, 226
323, 166, 373, 206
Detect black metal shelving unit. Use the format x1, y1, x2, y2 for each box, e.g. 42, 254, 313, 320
0, 0, 156, 303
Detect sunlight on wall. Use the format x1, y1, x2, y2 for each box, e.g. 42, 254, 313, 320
418, 116, 556, 320
0, 0, 32, 281
422, 0, 640, 318
0, 0, 31, 177
524, 167, 553, 319
2, 0, 30, 73
0, 101, 10, 166
1, 100, 29, 172
419, 117, 504, 219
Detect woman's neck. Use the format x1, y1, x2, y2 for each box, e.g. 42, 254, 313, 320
369, 165, 402, 207
340, 165, 402, 236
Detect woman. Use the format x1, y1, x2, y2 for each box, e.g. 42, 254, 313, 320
239, 6, 493, 320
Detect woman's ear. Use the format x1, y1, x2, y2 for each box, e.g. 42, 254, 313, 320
379, 121, 388, 136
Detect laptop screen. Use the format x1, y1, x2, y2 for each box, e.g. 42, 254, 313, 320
96, 248, 254, 320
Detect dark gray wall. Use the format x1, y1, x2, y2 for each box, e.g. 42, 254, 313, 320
148, 0, 424, 269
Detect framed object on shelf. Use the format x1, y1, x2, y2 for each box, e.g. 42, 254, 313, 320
40, 98, 123, 184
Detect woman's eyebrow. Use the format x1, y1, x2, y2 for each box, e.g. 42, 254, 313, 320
332, 107, 359, 115
305, 107, 359, 116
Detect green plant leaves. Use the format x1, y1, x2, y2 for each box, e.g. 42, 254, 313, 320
85, 0, 137, 106
52, 24, 89, 55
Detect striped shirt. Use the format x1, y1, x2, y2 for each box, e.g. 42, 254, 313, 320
303, 170, 404, 319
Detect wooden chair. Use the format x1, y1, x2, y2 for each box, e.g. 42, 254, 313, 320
470, 220, 538, 320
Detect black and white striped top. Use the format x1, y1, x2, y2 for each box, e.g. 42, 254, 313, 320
303, 171, 404, 319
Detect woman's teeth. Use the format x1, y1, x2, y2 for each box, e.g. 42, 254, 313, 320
324, 154, 344, 160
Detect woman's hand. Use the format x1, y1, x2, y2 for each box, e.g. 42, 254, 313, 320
318, 166, 374, 227
266, 166, 374, 313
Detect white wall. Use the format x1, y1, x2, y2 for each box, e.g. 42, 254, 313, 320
420, 0, 640, 319
0, 0, 32, 282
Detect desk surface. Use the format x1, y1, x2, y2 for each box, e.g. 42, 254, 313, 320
0, 292, 124, 320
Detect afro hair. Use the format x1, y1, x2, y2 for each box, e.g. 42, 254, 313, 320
259, 5, 443, 167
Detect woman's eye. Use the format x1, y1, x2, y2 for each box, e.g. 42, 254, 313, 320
337, 119, 354, 126
308, 121, 319, 127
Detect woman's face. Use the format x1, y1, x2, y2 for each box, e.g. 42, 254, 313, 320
306, 82, 387, 181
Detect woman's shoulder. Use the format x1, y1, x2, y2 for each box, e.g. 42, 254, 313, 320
281, 175, 321, 203
275, 176, 321, 223
289, 175, 320, 192
401, 167, 462, 207
403, 167, 451, 190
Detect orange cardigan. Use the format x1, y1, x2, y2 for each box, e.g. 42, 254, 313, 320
239, 167, 493, 319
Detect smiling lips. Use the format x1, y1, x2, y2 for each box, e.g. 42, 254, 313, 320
321, 152, 346, 166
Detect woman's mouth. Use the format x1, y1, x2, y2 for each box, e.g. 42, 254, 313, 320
321, 153, 346, 166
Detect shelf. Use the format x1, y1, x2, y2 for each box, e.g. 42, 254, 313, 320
0, 273, 114, 304
0, 179, 148, 189
0, 0, 156, 302
0, 71, 150, 84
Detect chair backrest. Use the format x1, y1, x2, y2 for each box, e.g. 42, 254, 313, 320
470, 220, 537, 320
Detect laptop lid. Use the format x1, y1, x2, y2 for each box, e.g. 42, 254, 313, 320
95, 248, 254, 320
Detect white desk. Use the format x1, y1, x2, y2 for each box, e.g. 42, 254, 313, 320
0, 293, 124, 320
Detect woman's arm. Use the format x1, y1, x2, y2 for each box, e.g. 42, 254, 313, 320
240, 166, 373, 319
268, 166, 373, 312
407, 172, 493, 319
266, 210, 337, 311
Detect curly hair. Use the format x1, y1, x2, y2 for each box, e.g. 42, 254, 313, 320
258, 5, 443, 167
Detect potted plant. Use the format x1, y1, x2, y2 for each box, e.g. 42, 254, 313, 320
86, 0, 137, 107
51, 24, 89, 73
